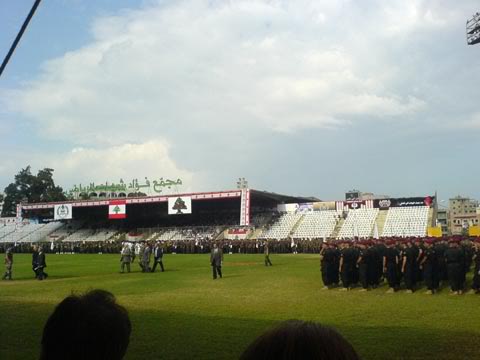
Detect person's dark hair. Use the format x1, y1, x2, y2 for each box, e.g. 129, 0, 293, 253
40, 289, 131, 360
240, 320, 359, 360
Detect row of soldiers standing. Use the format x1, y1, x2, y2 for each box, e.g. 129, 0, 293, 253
320, 237, 480, 295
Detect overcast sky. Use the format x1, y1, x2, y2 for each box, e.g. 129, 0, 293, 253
0, 0, 479, 202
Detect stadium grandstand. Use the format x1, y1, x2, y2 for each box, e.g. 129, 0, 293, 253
0, 188, 441, 247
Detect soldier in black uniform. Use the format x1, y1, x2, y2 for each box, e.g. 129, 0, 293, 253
383, 240, 400, 293
351, 240, 360, 285
468, 238, 480, 294
434, 238, 448, 286
36, 246, 48, 280
330, 242, 340, 287
463, 239, 474, 274
420, 239, 438, 294
320, 242, 328, 288
402, 241, 417, 293
339, 241, 356, 291
357, 241, 373, 291
462, 239, 473, 286
32, 244, 39, 279
373, 240, 386, 287
444, 239, 465, 295
396, 240, 405, 287
414, 239, 424, 283
320, 242, 339, 289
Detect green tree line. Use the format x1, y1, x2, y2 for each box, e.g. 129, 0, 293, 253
1, 166, 66, 217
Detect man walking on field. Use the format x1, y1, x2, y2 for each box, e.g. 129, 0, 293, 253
142, 242, 152, 273
151, 242, 165, 272
210, 243, 223, 279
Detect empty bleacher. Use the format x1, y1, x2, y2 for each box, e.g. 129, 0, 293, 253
337, 208, 379, 239
84, 229, 118, 242
382, 206, 429, 237
0, 222, 64, 243
292, 211, 339, 239
0, 223, 16, 242
260, 212, 303, 240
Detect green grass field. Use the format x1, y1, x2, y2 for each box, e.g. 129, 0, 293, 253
1, 253, 479, 360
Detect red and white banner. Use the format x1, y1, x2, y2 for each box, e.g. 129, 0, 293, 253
109, 200, 126, 219
228, 229, 249, 235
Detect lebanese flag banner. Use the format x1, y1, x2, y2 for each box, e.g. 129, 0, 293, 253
109, 200, 126, 219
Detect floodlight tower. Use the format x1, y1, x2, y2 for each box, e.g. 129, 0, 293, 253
236, 177, 249, 189
467, 12, 480, 45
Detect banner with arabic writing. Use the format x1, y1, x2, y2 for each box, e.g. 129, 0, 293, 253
68, 177, 183, 199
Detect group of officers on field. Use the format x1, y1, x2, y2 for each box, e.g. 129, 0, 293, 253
119, 241, 165, 273
320, 237, 480, 295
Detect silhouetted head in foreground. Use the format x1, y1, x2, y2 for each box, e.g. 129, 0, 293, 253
40, 289, 131, 360
240, 320, 359, 360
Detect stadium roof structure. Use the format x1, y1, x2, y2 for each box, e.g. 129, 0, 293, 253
20, 189, 318, 227
21, 189, 318, 211
467, 12, 480, 45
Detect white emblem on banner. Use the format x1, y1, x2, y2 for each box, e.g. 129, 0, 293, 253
54, 204, 73, 220
168, 197, 192, 215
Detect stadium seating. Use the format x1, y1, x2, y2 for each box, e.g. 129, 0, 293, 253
63, 228, 95, 242
292, 211, 339, 239
48, 222, 82, 241
260, 212, 303, 239
337, 208, 379, 239
0, 223, 16, 242
154, 227, 219, 241
382, 206, 429, 237
83, 229, 118, 242
0, 222, 64, 243
157, 229, 178, 241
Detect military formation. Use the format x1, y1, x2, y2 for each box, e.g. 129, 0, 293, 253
320, 237, 480, 295
2, 236, 480, 292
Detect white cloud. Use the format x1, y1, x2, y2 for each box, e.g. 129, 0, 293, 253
0, 141, 195, 193
4, 0, 428, 146
49, 141, 195, 190
2, 0, 479, 197
456, 112, 480, 130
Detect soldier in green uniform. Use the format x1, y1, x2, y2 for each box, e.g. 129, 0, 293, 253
444, 239, 465, 295
2, 247, 13, 280
120, 243, 132, 273
264, 241, 272, 266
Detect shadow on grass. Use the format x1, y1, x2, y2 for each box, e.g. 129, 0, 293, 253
1, 301, 479, 360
